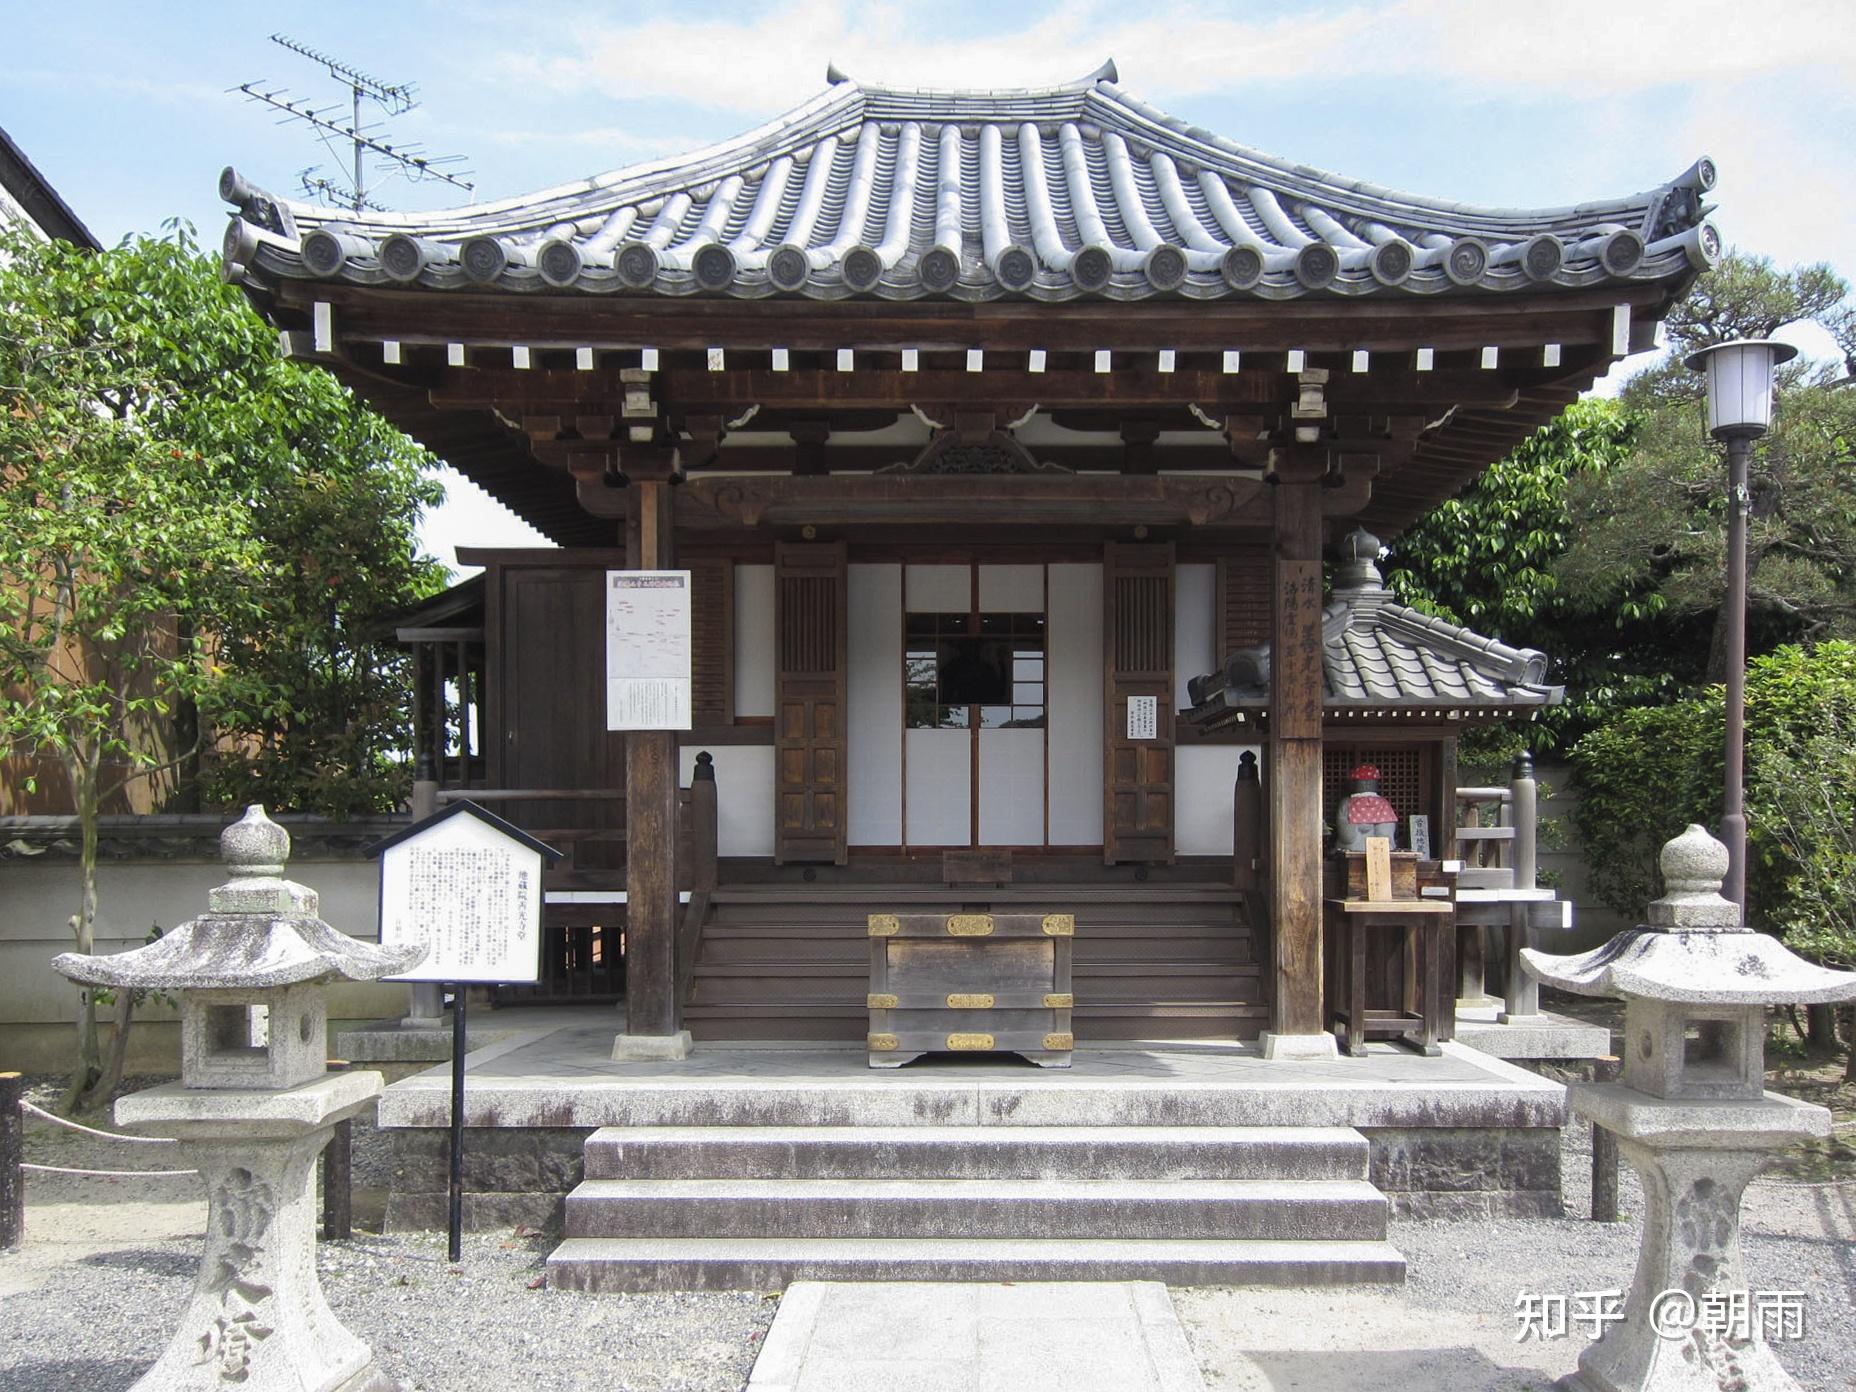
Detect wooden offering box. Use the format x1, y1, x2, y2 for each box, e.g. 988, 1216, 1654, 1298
867, 911, 1074, 1069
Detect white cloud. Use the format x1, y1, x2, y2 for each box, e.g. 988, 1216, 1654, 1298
492, 0, 1856, 113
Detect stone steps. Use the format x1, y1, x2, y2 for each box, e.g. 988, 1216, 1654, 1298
548, 1120, 1403, 1290
565, 1176, 1389, 1241
547, 1236, 1408, 1292
581, 1124, 1367, 1181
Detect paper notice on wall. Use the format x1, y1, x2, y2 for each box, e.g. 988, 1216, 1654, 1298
1126, 695, 1158, 741
606, 570, 692, 730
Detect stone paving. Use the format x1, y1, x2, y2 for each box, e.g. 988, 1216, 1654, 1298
746, 1281, 1207, 1392
374, 1010, 1568, 1132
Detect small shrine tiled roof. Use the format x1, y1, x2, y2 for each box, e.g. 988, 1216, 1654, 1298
221, 61, 1718, 304
1185, 529, 1564, 727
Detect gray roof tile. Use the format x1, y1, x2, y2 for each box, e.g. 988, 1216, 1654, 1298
220, 66, 1719, 302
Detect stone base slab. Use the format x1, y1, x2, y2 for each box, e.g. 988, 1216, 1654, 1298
336, 1019, 457, 1064
1258, 1032, 1341, 1062
612, 1030, 694, 1061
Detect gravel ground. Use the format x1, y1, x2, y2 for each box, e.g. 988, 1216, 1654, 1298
6, 1057, 1851, 1392
1, 1229, 775, 1392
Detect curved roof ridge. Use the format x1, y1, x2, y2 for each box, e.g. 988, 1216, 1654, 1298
221, 67, 1718, 303
1090, 81, 1695, 236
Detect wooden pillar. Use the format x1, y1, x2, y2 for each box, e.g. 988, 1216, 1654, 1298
618, 455, 688, 1055
1263, 445, 1333, 1058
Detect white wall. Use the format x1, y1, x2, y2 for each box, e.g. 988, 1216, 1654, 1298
1046, 563, 1104, 845
905, 729, 970, 845
906, 564, 969, 612
680, 745, 775, 857
733, 564, 775, 717
847, 564, 903, 845
980, 728, 1045, 844
1176, 563, 1217, 710
1176, 745, 1255, 856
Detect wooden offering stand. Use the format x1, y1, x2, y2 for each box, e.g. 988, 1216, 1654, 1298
1324, 838, 1456, 1057
867, 911, 1075, 1069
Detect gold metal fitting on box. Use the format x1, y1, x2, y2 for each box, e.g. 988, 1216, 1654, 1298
1042, 993, 1074, 1009
867, 914, 900, 937
947, 914, 994, 936
868, 1033, 898, 1051
946, 993, 994, 1010
1041, 914, 1075, 936
867, 993, 898, 1010
1042, 1032, 1075, 1050
946, 1032, 995, 1050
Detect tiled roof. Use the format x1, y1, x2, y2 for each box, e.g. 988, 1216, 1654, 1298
1185, 530, 1563, 725
221, 62, 1718, 304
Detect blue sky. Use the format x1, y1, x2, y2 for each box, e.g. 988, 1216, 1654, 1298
9, 1, 1854, 571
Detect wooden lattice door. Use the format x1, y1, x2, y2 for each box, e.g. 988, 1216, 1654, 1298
1103, 542, 1175, 864
774, 541, 848, 864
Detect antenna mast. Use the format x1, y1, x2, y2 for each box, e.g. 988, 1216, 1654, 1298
235, 34, 473, 212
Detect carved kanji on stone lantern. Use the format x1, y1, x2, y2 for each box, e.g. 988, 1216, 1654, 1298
1523, 824, 1856, 1392
54, 806, 422, 1392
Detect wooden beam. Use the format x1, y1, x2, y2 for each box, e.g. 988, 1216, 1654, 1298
281, 279, 1670, 355
1267, 444, 1329, 1045
672, 473, 1270, 529
624, 475, 681, 1040
426, 363, 1586, 417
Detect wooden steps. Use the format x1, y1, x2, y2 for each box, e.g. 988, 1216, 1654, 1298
682, 884, 1265, 1042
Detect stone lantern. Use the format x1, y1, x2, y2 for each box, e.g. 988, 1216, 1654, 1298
54, 806, 423, 1392
1522, 824, 1856, 1392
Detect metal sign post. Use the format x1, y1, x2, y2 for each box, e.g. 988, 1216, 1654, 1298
373, 801, 561, 1264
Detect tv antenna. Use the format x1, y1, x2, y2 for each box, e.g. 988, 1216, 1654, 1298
234, 34, 473, 213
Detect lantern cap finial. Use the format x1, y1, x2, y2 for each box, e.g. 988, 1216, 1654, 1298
1647, 824, 1740, 930
222, 804, 289, 878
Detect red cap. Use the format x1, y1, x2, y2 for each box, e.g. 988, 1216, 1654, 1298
1350, 763, 1381, 781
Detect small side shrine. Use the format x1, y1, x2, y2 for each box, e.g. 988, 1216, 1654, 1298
217, 62, 1710, 1058
53, 808, 420, 1392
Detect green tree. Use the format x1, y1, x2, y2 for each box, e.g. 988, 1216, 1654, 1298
1556, 255, 1856, 681
0, 223, 441, 1109
1380, 397, 1653, 761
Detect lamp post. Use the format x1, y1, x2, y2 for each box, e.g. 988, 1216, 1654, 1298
1682, 337, 1798, 916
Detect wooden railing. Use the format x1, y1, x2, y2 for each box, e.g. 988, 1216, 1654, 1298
677, 752, 719, 1003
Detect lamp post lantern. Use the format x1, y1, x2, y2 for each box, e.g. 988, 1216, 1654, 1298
1682, 337, 1798, 915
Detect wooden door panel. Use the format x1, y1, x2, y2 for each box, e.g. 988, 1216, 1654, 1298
774, 542, 849, 863
499, 565, 625, 854
1103, 542, 1175, 864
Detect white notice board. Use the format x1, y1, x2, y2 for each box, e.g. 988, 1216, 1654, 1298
606, 570, 692, 730
1126, 695, 1158, 741
378, 809, 547, 984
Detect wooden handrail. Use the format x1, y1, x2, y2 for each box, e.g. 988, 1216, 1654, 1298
436, 788, 624, 803
677, 752, 720, 1003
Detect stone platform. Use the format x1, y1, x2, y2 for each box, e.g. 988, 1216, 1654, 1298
374, 1011, 1569, 1245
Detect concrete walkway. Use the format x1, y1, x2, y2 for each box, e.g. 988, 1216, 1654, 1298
747, 1281, 1208, 1392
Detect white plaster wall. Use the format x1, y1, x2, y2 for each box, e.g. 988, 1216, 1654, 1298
848, 564, 903, 845
1176, 563, 1217, 710
680, 745, 775, 857
733, 564, 775, 717
906, 564, 969, 613
979, 564, 1044, 612
905, 729, 971, 846
1176, 745, 1256, 856
1046, 563, 1104, 845
0, 854, 397, 1029
979, 727, 1045, 844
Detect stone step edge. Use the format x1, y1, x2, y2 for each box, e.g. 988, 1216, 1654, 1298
545, 1236, 1407, 1289
565, 1177, 1387, 1204
582, 1123, 1369, 1147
